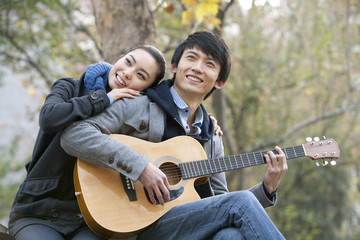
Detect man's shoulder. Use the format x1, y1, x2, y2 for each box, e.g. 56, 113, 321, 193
109, 94, 152, 114
122, 93, 151, 104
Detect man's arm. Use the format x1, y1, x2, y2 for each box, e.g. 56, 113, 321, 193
208, 135, 286, 208
60, 98, 149, 181
250, 146, 288, 208
61, 97, 171, 205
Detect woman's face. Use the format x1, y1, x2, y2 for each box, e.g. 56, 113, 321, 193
108, 48, 159, 91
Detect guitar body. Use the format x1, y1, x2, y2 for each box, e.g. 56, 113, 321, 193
74, 134, 208, 239
74, 134, 340, 239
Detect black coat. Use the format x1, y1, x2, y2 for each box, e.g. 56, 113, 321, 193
8, 74, 110, 236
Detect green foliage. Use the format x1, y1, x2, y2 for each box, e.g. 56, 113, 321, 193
209, 0, 359, 239
267, 159, 351, 240
0, 135, 27, 219
0, 0, 99, 88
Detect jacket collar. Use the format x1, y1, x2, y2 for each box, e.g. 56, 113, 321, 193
145, 79, 214, 141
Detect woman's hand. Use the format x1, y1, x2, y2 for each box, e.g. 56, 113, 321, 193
108, 88, 140, 102
209, 114, 223, 136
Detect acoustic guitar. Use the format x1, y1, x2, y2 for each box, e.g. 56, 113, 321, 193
73, 134, 340, 239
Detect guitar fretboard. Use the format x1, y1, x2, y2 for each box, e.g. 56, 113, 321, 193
180, 145, 305, 179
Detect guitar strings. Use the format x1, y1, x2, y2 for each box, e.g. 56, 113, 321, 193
159, 147, 304, 181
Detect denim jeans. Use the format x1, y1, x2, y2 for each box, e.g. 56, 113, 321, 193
137, 191, 285, 240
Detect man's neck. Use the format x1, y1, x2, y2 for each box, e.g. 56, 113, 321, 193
172, 87, 203, 114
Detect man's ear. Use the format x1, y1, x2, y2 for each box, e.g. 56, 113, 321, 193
214, 80, 226, 89
171, 63, 177, 73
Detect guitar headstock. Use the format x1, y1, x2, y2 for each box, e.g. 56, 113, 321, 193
303, 137, 340, 166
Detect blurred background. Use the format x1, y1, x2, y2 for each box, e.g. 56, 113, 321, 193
0, 0, 359, 239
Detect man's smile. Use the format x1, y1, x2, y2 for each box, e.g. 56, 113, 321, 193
186, 75, 203, 83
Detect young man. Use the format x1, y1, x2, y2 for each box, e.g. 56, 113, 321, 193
61, 31, 287, 239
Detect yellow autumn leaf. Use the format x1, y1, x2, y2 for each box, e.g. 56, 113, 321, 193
204, 16, 222, 30
181, 0, 199, 8
305, 87, 313, 95
195, 1, 220, 21
164, 4, 175, 13
20, 78, 31, 88
28, 86, 36, 98
15, 20, 23, 27
182, 9, 194, 25
40, 94, 46, 103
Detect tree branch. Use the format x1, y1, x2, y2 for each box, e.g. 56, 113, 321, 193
0, 29, 52, 86
59, 0, 102, 58
249, 105, 360, 152
151, 0, 166, 14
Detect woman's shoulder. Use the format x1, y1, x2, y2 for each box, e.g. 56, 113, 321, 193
52, 77, 80, 88
48, 76, 86, 96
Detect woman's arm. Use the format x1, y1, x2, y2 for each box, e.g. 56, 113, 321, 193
39, 78, 110, 133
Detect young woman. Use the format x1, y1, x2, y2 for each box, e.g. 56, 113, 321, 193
8, 45, 166, 240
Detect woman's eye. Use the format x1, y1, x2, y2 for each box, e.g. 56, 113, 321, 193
126, 58, 131, 65
137, 72, 145, 80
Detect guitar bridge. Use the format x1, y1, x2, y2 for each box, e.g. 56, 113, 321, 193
120, 173, 137, 201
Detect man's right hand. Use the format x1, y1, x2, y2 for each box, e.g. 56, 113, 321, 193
138, 162, 170, 206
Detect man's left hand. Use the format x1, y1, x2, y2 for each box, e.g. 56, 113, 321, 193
263, 146, 288, 193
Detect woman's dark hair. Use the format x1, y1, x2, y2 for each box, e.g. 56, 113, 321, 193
171, 31, 231, 94
130, 45, 166, 87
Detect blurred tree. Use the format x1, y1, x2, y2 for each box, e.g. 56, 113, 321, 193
0, 0, 359, 239
0, 0, 100, 88
92, 0, 156, 63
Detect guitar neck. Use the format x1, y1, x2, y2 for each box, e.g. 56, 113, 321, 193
180, 145, 305, 179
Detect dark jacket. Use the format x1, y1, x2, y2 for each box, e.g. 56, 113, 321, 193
8, 74, 110, 236
145, 79, 214, 142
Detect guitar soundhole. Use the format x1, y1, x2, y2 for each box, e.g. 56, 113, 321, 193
159, 162, 181, 185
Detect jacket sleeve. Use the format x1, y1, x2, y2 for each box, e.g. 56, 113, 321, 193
208, 135, 229, 195
249, 183, 277, 208
209, 136, 277, 208
60, 97, 150, 181
39, 78, 110, 133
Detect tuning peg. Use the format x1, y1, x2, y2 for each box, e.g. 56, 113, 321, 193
315, 161, 320, 167
306, 137, 313, 142
322, 160, 328, 166
314, 137, 320, 141
330, 160, 337, 166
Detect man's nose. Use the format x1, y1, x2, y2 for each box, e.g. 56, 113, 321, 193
191, 60, 204, 73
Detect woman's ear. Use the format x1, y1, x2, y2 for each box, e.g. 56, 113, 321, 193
171, 63, 177, 73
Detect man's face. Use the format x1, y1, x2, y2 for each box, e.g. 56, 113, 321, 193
108, 48, 158, 91
171, 47, 224, 100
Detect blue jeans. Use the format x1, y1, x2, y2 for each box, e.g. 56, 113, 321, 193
137, 191, 285, 240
